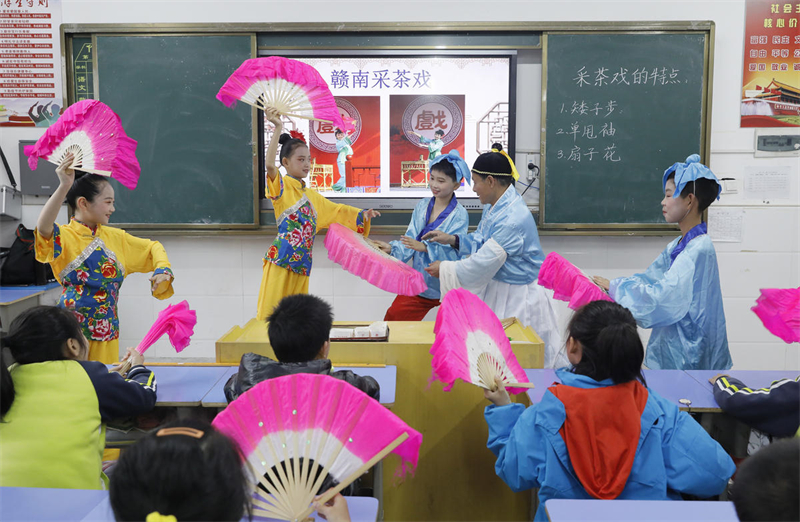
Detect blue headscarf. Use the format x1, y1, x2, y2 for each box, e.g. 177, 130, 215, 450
662, 154, 721, 200
430, 150, 471, 185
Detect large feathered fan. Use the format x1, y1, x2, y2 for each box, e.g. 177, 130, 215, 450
217, 57, 345, 127
430, 288, 533, 394
537, 252, 613, 310
23, 100, 140, 190
324, 223, 427, 297
212, 373, 422, 522
752, 287, 800, 344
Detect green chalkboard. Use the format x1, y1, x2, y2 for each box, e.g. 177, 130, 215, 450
95, 34, 256, 227
541, 33, 709, 227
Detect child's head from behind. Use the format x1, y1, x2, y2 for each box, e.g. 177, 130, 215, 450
66, 172, 114, 225
278, 134, 310, 179
267, 294, 333, 363
730, 438, 799, 522
109, 419, 250, 522
567, 300, 646, 385
1, 306, 87, 418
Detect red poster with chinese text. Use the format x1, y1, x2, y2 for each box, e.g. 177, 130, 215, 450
308, 96, 380, 192
389, 94, 465, 188
740, 0, 800, 127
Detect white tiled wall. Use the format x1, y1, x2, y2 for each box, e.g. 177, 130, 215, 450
1, 0, 798, 369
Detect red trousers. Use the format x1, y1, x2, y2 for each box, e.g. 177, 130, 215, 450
384, 294, 441, 321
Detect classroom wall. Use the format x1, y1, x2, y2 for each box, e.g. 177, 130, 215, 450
1, 0, 798, 369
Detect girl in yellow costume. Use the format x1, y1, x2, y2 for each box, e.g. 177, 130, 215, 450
35, 153, 175, 364
257, 110, 380, 320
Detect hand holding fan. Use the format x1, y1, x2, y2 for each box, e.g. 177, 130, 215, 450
752, 287, 800, 344
324, 223, 427, 297
430, 288, 534, 394
117, 300, 197, 374
212, 373, 422, 522
538, 252, 614, 310
217, 57, 345, 127
23, 100, 140, 190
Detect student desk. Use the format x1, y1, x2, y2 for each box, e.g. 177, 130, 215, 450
544, 499, 738, 522
686, 369, 800, 410
0, 487, 107, 522
217, 318, 544, 522
150, 365, 231, 407
200, 365, 398, 408
523, 369, 715, 412
0, 487, 379, 522
0, 282, 60, 333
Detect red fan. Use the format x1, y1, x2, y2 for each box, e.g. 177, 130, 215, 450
752, 287, 800, 344
430, 288, 533, 394
23, 100, 140, 190
538, 252, 613, 310
217, 57, 345, 128
324, 223, 427, 297
212, 373, 422, 521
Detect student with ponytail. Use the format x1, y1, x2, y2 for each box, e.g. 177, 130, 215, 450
0, 306, 156, 489
483, 301, 735, 521
35, 152, 175, 364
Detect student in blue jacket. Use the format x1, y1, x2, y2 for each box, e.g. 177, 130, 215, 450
593, 154, 731, 370
483, 300, 735, 521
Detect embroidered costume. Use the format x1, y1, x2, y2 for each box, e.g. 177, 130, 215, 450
257, 174, 369, 320
35, 219, 174, 363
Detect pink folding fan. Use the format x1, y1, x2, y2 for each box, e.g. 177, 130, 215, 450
430, 288, 533, 394
538, 252, 614, 310
117, 300, 197, 374
217, 57, 345, 127
324, 223, 427, 297
752, 287, 800, 344
23, 99, 140, 190
212, 373, 422, 522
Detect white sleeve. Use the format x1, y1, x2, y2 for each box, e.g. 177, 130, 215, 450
439, 238, 508, 298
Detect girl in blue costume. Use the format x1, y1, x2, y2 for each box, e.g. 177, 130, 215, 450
483, 301, 735, 521
424, 144, 565, 368
331, 128, 353, 193
593, 154, 731, 370
374, 150, 469, 320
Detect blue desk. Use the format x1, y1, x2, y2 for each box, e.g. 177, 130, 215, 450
81, 495, 378, 522
150, 365, 231, 407
0, 282, 61, 333
524, 369, 715, 412
0, 487, 106, 522
201, 365, 398, 408
545, 499, 737, 522
686, 369, 800, 412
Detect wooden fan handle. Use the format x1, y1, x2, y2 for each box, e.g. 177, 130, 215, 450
295, 432, 410, 521
505, 382, 536, 389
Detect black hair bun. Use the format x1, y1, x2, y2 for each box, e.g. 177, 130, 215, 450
278, 133, 291, 146
74, 169, 88, 180
491, 143, 504, 152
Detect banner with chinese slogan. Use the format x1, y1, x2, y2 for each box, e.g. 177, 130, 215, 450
0, 0, 63, 128
741, 0, 800, 127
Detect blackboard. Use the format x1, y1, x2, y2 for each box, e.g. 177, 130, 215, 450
95, 34, 256, 227
541, 33, 709, 227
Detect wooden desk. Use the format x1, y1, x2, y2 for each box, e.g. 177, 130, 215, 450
0, 282, 60, 333
400, 160, 429, 188
545, 499, 738, 522
0, 487, 378, 522
218, 319, 544, 521
200, 365, 398, 408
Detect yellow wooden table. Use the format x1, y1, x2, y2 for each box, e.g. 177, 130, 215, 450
217, 319, 544, 522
